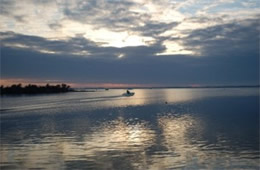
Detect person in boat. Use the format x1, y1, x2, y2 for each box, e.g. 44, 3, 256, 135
126, 90, 130, 94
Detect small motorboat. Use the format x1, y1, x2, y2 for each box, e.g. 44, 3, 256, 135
122, 92, 135, 96
122, 90, 135, 96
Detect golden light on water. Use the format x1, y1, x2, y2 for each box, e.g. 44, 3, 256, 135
0, 117, 156, 169
0, 114, 205, 169
82, 117, 155, 152
143, 114, 205, 168
1, 110, 259, 169
158, 114, 199, 150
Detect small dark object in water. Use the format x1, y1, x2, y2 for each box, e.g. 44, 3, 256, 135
123, 90, 135, 96
165, 101, 168, 104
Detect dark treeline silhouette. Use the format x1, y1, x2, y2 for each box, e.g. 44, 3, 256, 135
0, 84, 73, 95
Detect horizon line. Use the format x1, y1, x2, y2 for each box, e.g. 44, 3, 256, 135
78, 85, 260, 89
1, 79, 259, 89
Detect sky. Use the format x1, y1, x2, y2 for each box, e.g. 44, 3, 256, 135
0, 0, 259, 87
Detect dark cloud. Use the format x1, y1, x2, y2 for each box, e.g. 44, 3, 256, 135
0, 0, 14, 16
13, 15, 26, 22
1, 44, 258, 85
183, 17, 260, 57
48, 23, 62, 30
134, 21, 179, 37
1, 32, 103, 57
184, 16, 225, 24
0, 31, 165, 60
33, 0, 54, 4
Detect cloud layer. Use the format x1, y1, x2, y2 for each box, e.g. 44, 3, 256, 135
0, 0, 259, 86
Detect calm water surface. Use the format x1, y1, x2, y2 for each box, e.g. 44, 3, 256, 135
0, 88, 259, 169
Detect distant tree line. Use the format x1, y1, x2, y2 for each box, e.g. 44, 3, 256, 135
0, 84, 73, 95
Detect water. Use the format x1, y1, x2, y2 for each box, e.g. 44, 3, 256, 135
0, 88, 259, 169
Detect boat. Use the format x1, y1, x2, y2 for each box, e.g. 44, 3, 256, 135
122, 92, 135, 96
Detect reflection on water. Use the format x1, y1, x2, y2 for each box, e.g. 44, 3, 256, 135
1, 88, 259, 169
88, 117, 155, 151
157, 115, 202, 166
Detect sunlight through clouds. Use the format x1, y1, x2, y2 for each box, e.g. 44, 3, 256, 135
1, 0, 259, 55
157, 40, 195, 55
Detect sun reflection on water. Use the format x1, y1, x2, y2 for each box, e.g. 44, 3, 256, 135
0, 116, 156, 169
148, 114, 205, 169
84, 117, 155, 152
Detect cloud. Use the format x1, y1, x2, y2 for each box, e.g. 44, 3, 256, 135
48, 23, 62, 30
0, 31, 165, 60
1, 31, 103, 57
133, 21, 179, 37
183, 17, 259, 57
1, 15, 259, 86
63, 0, 139, 31
1, 0, 258, 52
0, 0, 14, 16
2, 44, 258, 86
61, 0, 182, 40
0, 0, 27, 23
0, 0, 259, 86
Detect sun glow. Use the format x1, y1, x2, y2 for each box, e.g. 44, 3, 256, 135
101, 33, 154, 48
60, 20, 155, 48
157, 40, 194, 55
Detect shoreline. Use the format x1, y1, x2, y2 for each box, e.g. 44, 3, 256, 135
1, 84, 259, 95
